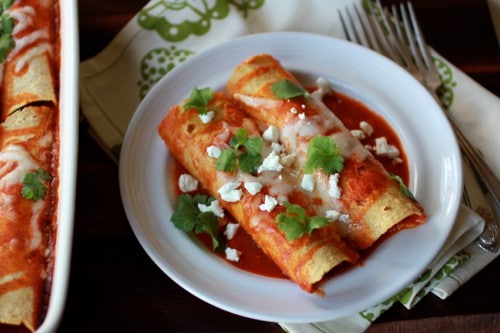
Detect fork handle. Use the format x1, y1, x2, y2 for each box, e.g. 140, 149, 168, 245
448, 115, 500, 209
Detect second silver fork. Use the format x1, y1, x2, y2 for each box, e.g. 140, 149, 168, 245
339, 1, 499, 253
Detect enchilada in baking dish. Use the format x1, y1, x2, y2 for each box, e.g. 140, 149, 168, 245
0, 0, 60, 330
158, 54, 426, 293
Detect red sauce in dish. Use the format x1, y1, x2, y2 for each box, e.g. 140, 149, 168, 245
172, 90, 410, 279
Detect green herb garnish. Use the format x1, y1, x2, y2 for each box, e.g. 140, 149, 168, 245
276, 202, 330, 241
303, 136, 344, 174
270, 79, 309, 99
390, 173, 416, 201
21, 168, 52, 201
183, 86, 214, 115
216, 128, 263, 174
0, 0, 15, 63
170, 194, 224, 250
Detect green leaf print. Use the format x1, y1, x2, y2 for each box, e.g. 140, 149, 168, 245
137, 0, 264, 42
137, 46, 194, 99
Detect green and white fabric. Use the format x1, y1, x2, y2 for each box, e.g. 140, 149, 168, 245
79, 1, 500, 332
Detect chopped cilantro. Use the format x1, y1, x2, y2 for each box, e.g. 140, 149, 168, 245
216, 128, 263, 174
0, 0, 14, 63
21, 168, 52, 201
270, 79, 309, 99
303, 136, 344, 174
183, 86, 214, 115
170, 194, 224, 250
276, 202, 330, 241
390, 174, 416, 201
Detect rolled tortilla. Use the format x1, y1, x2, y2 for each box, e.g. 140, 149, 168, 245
1, 0, 58, 120
159, 92, 358, 292
0, 105, 55, 331
227, 54, 426, 250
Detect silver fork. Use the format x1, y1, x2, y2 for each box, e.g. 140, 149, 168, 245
339, 1, 499, 253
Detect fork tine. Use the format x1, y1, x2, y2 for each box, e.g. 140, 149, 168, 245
405, 2, 442, 85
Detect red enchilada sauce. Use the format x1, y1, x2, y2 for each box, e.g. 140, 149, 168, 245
175, 90, 410, 279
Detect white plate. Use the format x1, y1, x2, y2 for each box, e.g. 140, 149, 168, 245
119, 32, 462, 324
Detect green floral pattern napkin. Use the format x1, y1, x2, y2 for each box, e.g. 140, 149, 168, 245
79, 1, 500, 332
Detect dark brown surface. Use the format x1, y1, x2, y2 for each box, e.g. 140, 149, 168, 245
60, 1, 500, 332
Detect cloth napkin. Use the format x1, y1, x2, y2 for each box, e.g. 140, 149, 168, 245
79, 0, 500, 331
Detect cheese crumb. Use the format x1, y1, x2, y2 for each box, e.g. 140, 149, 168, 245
199, 111, 215, 124
360, 121, 374, 136
225, 247, 241, 262
217, 182, 243, 202
290, 107, 298, 114
224, 223, 239, 240
301, 174, 315, 192
328, 173, 341, 198
206, 145, 221, 158
298, 113, 306, 120
198, 200, 224, 218
258, 150, 283, 173
375, 137, 400, 158
244, 181, 262, 195
263, 125, 279, 142
350, 129, 366, 140
178, 174, 198, 193
259, 195, 278, 212
325, 209, 341, 221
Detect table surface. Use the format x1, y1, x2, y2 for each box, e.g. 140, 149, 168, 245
60, 0, 500, 332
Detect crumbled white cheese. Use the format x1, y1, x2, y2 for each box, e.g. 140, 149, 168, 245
290, 107, 298, 114
259, 195, 278, 212
301, 174, 315, 192
199, 111, 214, 124
325, 210, 349, 223
328, 173, 341, 198
217, 182, 243, 202
350, 129, 366, 140
225, 247, 241, 262
224, 223, 240, 240
374, 137, 400, 158
301, 104, 306, 109
258, 150, 283, 173
271, 142, 284, 153
206, 145, 221, 158
198, 200, 224, 218
339, 214, 350, 223
244, 181, 262, 195
263, 125, 279, 142
360, 121, 374, 136
178, 174, 198, 193
298, 113, 306, 120
325, 209, 341, 221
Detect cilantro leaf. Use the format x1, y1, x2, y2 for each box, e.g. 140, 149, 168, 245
303, 136, 344, 174
276, 202, 330, 241
170, 194, 224, 250
215, 148, 237, 172
183, 86, 214, 115
238, 152, 262, 174
270, 79, 309, 99
21, 168, 52, 201
216, 128, 263, 174
0, 1, 14, 63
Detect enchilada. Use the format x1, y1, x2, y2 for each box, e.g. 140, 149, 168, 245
0, 0, 59, 330
226, 54, 426, 250
159, 91, 359, 293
